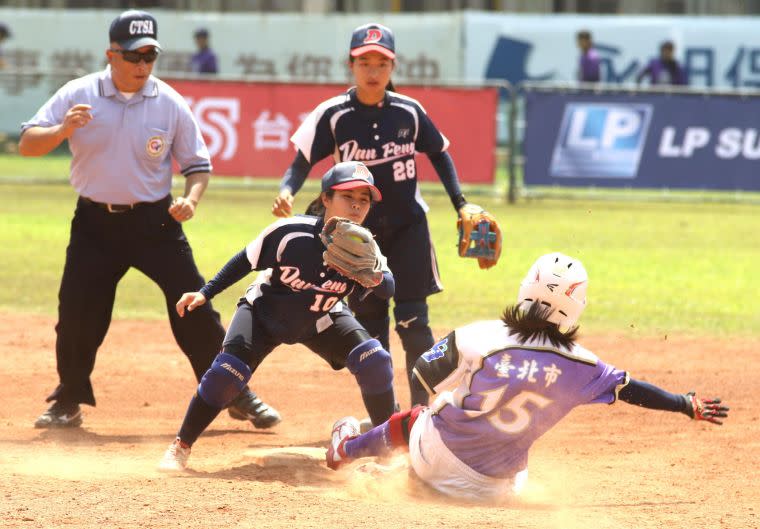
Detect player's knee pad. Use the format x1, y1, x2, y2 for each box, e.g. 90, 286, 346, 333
197, 352, 252, 408
346, 338, 393, 396
394, 301, 435, 358
388, 405, 426, 447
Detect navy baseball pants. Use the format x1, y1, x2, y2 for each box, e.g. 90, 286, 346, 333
48, 195, 225, 406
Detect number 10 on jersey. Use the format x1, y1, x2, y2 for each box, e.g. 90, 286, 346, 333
310, 294, 339, 312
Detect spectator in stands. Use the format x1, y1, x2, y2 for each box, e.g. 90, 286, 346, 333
636, 40, 688, 86
576, 30, 600, 83
190, 28, 218, 74
0, 22, 11, 70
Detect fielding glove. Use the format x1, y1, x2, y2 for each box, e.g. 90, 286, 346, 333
457, 203, 502, 269
320, 217, 386, 288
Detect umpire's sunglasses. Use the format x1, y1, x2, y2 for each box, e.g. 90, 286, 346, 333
110, 48, 159, 64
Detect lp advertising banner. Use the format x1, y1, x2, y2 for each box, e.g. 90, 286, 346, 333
168, 79, 497, 182
523, 90, 760, 190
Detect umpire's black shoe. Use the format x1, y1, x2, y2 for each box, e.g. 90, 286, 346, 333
227, 389, 282, 429
34, 401, 83, 429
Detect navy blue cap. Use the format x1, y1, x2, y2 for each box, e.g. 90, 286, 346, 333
350, 23, 395, 59
322, 162, 382, 202
109, 10, 161, 51
194, 28, 209, 38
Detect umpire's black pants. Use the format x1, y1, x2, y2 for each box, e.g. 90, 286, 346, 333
47, 195, 226, 406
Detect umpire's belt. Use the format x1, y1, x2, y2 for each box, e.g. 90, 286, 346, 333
80, 196, 160, 213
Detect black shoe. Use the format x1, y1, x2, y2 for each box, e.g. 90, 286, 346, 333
34, 401, 83, 429
227, 389, 281, 429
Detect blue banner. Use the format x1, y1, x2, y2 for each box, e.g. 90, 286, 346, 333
524, 90, 760, 190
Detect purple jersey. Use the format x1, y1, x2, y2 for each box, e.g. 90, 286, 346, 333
578, 48, 601, 82
637, 58, 688, 86
414, 320, 628, 479
190, 48, 218, 74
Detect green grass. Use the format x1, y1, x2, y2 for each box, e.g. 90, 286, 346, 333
0, 152, 71, 180
5, 151, 760, 205
1, 154, 758, 337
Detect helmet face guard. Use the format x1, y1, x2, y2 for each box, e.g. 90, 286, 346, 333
517, 253, 588, 329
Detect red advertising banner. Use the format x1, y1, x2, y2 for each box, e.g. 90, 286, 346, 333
166, 79, 498, 183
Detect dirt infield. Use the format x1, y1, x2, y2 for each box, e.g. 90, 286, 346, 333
1, 313, 757, 529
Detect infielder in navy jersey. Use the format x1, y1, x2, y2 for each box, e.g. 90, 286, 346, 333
272, 23, 497, 410
159, 161, 398, 471
326, 253, 729, 501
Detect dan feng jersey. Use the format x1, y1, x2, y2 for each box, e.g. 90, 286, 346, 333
413, 320, 629, 479
291, 88, 450, 227
242, 216, 370, 344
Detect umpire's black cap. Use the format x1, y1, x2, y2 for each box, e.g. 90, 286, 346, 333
0, 22, 11, 39
109, 10, 161, 51
350, 23, 395, 60
322, 162, 382, 202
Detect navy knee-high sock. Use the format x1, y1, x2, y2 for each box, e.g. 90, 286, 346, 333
361, 388, 396, 427
404, 342, 433, 406
177, 394, 223, 446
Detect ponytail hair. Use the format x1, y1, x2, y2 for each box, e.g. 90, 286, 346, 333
501, 301, 580, 349
304, 190, 334, 217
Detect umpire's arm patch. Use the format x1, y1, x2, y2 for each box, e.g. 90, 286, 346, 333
412, 332, 460, 396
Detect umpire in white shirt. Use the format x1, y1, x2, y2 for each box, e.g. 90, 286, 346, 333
19, 10, 280, 430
